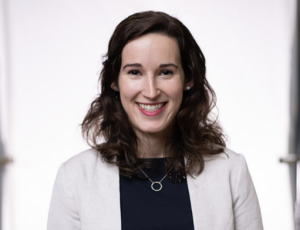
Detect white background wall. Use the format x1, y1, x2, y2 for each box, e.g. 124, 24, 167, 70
0, 0, 296, 229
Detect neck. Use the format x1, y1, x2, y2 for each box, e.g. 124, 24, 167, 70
139, 137, 165, 158
136, 129, 172, 159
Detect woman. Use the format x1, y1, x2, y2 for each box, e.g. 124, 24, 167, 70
47, 11, 263, 230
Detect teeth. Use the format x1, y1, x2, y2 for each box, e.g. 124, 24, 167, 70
138, 103, 165, 112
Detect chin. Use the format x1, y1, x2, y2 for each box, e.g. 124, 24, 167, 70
134, 121, 172, 136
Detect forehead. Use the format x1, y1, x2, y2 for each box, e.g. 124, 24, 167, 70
121, 33, 181, 65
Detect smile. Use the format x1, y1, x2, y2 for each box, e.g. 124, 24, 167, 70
137, 102, 166, 112
136, 102, 168, 116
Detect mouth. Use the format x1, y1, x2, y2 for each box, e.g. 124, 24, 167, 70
136, 102, 167, 112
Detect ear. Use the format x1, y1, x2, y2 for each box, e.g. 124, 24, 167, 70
111, 82, 119, 91
184, 80, 194, 91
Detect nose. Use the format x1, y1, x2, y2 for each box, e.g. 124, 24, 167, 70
142, 75, 160, 100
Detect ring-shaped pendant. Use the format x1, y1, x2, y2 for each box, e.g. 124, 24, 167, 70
151, 182, 162, 192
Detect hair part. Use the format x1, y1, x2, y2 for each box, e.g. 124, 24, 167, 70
81, 11, 226, 182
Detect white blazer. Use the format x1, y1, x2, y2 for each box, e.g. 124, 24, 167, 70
47, 148, 263, 230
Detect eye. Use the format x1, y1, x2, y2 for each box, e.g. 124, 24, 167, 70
128, 70, 141, 75
160, 70, 173, 75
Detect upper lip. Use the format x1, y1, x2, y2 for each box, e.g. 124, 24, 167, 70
136, 102, 167, 105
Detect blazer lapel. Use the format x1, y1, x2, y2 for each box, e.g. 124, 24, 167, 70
185, 156, 199, 190
108, 162, 120, 191
94, 158, 121, 229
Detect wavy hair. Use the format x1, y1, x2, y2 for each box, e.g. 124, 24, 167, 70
82, 11, 226, 181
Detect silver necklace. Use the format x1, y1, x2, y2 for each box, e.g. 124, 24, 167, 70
138, 164, 173, 192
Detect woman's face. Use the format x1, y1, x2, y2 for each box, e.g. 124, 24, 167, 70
113, 33, 191, 137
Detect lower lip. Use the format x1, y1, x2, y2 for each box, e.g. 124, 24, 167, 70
137, 103, 167, 116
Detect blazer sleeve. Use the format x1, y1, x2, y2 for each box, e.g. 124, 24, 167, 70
47, 163, 81, 230
232, 154, 264, 230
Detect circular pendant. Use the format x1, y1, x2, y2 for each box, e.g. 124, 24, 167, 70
151, 182, 162, 192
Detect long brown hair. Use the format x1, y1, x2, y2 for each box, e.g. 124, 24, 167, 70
82, 11, 226, 181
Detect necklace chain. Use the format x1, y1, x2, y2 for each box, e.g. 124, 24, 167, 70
138, 164, 173, 191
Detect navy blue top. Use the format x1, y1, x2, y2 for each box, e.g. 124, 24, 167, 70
119, 158, 195, 230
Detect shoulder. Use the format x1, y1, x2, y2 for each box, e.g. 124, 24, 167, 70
195, 145, 255, 199
206, 147, 263, 228
193, 148, 263, 229
201, 146, 251, 188
204, 145, 247, 171
63, 148, 100, 170
58, 148, 107, 185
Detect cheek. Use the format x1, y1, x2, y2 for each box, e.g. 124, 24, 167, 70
165, 83, 184, 105
118, 79, 139, 107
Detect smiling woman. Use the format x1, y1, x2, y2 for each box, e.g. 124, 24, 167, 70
113, 34, 186, 143
47, 11, 264, 230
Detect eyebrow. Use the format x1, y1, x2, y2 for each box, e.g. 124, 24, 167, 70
122, 63, 178, 70
159, 63, 178, 69
122, 63, 142, 70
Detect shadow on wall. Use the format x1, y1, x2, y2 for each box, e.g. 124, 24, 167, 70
0, 121, 13, 230
0, 124, 4, 230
